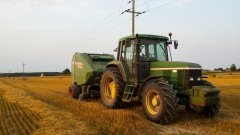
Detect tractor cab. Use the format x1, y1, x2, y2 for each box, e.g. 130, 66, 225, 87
116, 34, 176, 84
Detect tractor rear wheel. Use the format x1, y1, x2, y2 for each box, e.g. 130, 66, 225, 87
100, 67, 125, 108
142, 79, 179, 124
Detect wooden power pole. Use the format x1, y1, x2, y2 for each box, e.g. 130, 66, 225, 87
132, 0, 135, 35
121, 0, 145, 35
22, 63, 26, 73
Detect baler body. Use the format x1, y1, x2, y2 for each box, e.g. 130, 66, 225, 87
71, 53, 115, 85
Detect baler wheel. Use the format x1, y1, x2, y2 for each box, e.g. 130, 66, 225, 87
71, 84, 81, 99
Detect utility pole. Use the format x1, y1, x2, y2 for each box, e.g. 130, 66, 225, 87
132, 0, 135, 35
22, 63, 26, 74
121, 0, 146, 35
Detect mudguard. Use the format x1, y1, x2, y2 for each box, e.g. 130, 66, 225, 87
106, 61, 131, 82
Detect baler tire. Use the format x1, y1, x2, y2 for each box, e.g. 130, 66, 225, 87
142, 79, 179, 124
201, 105, 220, 117
72, 84, 81, 99
100, 67, 125, 109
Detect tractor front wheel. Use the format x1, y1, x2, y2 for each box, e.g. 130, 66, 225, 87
100, 67, 125, 108
142, 79, 179, 124
202, 105, 220, 117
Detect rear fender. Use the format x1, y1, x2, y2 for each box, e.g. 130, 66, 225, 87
106, 61, 130, 82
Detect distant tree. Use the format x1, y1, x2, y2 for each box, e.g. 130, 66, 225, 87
230, 64, 237, 72
214, 68, 224, 71
62, 69, 71, 74
238, 68, 240, 72
219, 68, 224, 71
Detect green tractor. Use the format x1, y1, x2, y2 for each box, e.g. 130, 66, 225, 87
70, 33, 220, 124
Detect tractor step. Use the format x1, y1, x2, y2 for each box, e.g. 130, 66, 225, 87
122, 84, 134, 102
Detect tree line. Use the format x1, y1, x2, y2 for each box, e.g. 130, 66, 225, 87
0, 69, 71, 77
214, 64, 240, 72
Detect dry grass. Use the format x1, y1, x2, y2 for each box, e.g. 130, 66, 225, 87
0, 89, 40, 134
0, 74, 240, 135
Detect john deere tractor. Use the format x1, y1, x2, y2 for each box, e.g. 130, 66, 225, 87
70, 33, 220, 124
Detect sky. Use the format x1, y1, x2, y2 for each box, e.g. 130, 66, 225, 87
0, 0, 239, 72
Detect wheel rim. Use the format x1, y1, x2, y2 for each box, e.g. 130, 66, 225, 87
146, 90, 161, 115
103, 77, 116, 99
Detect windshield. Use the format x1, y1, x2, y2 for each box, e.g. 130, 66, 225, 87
139, 39, 168, 62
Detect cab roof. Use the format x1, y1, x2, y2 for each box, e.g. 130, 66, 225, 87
119, 34, 169, 42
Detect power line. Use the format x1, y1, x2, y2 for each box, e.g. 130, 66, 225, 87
76, 17, 132, 48
146, 0, 179, 12
76, 0, 179, 42
133, 0, 179, 17
143, 0, 150, 10
65, 12, 119, 44
119, 0, 125, 14
64, 1, 131, 45
75, 0, 179, 44
67, 15, 126, 48
64, 0, 179, 53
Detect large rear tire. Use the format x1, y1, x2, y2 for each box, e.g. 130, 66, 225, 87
142, 79, 179, 124
100, 67, 125, 108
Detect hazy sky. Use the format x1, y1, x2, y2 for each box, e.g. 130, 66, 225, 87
0, 0, 239, 72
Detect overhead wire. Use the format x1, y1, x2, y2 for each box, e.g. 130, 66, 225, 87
76, 17, 132, 49
66, 0, 180, 52
63, 0, 131, 45
143, 0, 150, 10
62, 0, 132, 51
119, 0, 125, 14
82, 0, 179, 41
145, 0, 179, 12
79, 0, 179, 41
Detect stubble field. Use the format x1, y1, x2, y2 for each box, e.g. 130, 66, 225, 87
0, 73, 240, 135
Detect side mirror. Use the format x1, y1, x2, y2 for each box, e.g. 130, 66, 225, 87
174, 41, 178, 49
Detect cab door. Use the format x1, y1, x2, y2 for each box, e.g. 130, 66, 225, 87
119, 40, 137, 83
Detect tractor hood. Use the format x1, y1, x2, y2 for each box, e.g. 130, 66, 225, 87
150, 61, 202, 70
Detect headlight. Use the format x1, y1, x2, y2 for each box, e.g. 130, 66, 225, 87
197, 77, 201, 81
189, 77, 194, 81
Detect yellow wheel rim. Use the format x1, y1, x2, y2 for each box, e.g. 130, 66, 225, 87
103, 77, 116, 100
146, 90, 161, 115
108, 81, 116, 99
